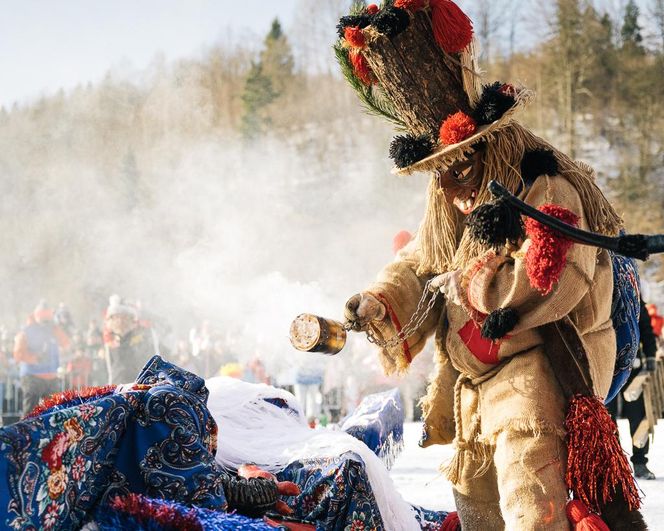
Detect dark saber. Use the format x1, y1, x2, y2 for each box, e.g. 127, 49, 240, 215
488, 180, 664, 261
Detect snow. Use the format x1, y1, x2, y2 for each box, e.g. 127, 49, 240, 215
391, 421, 664, 528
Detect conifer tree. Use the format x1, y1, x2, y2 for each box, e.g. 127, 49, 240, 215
240, 62, 278, 139
621, 0, 644, 52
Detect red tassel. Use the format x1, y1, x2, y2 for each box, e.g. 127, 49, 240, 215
565, 395, 641, 514
566, 500, 610, 530
349, 51, 376, 86
524, 203, 578, 295
429, 0, 473, 53
442, 511, 461, 531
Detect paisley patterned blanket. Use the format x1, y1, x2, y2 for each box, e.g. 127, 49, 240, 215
0, 357, 451, 530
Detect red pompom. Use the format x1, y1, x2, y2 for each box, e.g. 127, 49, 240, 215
524, 203, 579, 295
566, 500, 610, 530
366, 3, 379, 14
442, 511, 461, 531
565, 395, 641, 514
429, 0, 473, 53
344, 26, 366, 48
439, 111, 477, 145
349, 51, 376, 86
394, 0, 428, 11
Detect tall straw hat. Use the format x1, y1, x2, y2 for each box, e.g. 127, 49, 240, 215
335, 1, 532, 175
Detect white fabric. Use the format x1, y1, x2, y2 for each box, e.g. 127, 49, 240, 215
205, 376, 420, 531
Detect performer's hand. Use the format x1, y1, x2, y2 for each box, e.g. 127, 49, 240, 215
646, 358, 657, 372
429, 270, 464, 306
344, 293, 386, 331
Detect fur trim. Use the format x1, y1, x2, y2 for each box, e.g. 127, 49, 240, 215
481, 307, 519, 340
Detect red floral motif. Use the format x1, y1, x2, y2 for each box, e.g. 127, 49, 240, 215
350, 520, 366, 531
439, 112, 477, 145
71, 455, 86, 481
41, 432, 70, 471
366, 4, 379, 14
78, 403, 96, 421
42, 501, 60, 530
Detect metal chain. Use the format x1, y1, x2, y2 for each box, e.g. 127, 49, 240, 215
364, 279, 441, 349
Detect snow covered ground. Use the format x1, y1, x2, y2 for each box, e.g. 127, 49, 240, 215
391, 421, 664, 528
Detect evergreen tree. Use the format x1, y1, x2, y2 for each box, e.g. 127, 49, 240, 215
621, 0, 644, 52
240, 18, 294, 139
241, 62, 278, 139
260, 19, 295, 95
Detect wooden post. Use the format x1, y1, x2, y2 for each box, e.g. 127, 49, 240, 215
363, 11, 471, 137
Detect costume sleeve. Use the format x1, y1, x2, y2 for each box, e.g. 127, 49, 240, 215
365, 238, 443, 374
466, 175, 599, 334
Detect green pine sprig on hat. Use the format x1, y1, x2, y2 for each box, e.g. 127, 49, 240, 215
333, 43, 405, 130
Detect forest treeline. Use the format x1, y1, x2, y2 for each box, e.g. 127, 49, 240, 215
0, 0, 662, 323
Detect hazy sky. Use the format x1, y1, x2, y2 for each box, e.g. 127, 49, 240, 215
0, 0, 298, 108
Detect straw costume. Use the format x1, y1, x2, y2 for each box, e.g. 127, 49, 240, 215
337, 2, 644, 529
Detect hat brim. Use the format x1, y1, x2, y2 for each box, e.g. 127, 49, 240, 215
392, 89, 534, 176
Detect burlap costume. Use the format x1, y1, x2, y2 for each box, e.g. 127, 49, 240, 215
365, 160, 618, 530
333, 2, 638, 528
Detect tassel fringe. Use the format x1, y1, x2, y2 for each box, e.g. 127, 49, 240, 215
565, 395, 641, 514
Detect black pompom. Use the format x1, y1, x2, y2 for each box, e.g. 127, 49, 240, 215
466, 197, 524, 246
389, 135, 434, 168
481, 307, 519, 340
337, 14, 373, 38
521, 149, 559, 186
472, 82, 516, 126
372, 7, 410, 38
222, 475, 278, 518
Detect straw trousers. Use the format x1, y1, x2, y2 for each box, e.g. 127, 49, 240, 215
449, 348, 570, 531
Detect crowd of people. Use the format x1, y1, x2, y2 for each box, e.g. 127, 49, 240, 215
0, 296, 271, 422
